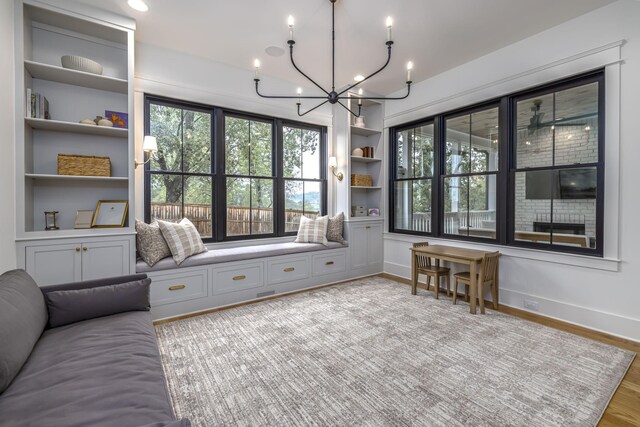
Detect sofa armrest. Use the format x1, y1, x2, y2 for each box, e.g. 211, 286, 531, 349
41, 274, 151, 328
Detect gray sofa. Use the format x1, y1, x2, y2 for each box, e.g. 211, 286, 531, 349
0, 269, 190, 427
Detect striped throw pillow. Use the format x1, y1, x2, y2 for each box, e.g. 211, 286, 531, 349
157, 218, 207, 265
294, 215, 329, 246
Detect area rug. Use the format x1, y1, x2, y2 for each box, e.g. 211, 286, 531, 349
155, 276, 634, 426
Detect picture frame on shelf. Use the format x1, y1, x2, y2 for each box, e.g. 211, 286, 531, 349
105, 110, 128, 129
368, 208, 380, 217
74, 210, 94, 229
91, 200, 128, 228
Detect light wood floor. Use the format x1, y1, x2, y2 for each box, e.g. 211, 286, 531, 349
381, 273, 640, 427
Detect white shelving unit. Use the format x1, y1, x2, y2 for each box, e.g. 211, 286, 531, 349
15, 0, 135, 235
344, 96, 384, 219
14, 1, 137, 283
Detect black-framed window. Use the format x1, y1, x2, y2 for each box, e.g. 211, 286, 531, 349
144, 95, 327, 242
393, 121, 435, 233
390, 70, 604, 256
443, 105, 500, 239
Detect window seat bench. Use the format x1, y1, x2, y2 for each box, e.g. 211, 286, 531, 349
141, 240, 351, 321
137, 241, 347, 273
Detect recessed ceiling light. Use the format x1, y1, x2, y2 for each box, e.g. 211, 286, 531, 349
265, 46, 285, 57
354, 74, 364, 82
127, 0, 149, 12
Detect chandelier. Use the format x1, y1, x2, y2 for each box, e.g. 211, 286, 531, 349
253, 0, 413, 117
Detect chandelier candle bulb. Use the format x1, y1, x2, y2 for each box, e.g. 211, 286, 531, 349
386, 16, 393, 41
254, 59, 260, 78
358, 88, 363, 106
406, 61, 413, 81
288, 15, 294, 40
297, 87, 302, 104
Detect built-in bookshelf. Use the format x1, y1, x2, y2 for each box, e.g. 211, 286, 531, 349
347, 96, 384, 220
15, 1, 135, 236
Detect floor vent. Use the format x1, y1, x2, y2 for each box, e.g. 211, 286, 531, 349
257, 290, 276, 298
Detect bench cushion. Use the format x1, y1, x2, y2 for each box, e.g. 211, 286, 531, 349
137, 241, 347, 273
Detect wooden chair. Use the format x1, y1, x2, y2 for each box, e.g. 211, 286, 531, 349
412, 242, 450, 299
453, 251, 500, 314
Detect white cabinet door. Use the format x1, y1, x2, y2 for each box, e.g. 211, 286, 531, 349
348, 221, 383, 271
25, 243, 82, 285
81, 240, 130, 281
349, 223, 369, 269
366, 222, 383, 266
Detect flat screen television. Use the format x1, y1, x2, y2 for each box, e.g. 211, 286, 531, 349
525, 168, 596, 199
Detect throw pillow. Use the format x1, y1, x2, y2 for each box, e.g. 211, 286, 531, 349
136, 219, 172, 267
45, 278, 151, 328
294, 215, 329, 246
0, 270, 48, 393
326, 212, 346, 244
157, 218, 207, 265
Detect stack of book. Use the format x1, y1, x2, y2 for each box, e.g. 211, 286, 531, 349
26, 88, 50, 119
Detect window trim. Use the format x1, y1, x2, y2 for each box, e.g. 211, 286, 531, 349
144, 94, 327, 243
389, 70, 605, 257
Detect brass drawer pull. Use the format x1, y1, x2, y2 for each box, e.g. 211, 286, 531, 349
75, 247, 80, 252
82, 247, 88, 251
325, 261, 335, 265
284, 267, 295, 272
233, 275, 246, 281
168, 284, 186, 291
366, 226, 371, 229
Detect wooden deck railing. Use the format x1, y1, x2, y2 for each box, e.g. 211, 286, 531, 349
150, 203, 318, 236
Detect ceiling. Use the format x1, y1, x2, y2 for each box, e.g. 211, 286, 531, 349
76, 0, 615, 95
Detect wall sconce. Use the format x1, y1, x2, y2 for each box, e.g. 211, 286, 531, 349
134, 136, 158, 169
328, 156, 343, 181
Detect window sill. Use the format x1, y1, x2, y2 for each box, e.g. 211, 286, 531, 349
383, 232, 620, 272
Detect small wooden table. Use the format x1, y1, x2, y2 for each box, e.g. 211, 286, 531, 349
410, 245, 500, 314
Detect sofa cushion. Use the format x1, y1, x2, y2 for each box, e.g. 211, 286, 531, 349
44, 278, 151, 328
294, 215, 329, 245
136, 219, 172, 267
158, 218, 207, 264
0, 311, 175, 427
136, 241, 347, 273
0, 269, 47, 394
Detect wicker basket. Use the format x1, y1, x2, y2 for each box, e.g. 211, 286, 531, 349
58, 154, 111, 177
351, 174, 373, 187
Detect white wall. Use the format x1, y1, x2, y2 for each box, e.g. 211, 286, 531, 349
0, 0, 16, 272
383, 0, 640, 341
133, 42, 335, 225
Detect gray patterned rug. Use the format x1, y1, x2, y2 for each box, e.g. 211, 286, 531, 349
155, 277, 634, 426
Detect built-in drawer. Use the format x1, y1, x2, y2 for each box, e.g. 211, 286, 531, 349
267, 255, 309, 285
312, 250, 347, 277
150, 269, 208, 306
213, 261, 264, 295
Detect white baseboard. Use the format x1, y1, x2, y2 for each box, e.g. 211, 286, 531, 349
383, 261, 640, 343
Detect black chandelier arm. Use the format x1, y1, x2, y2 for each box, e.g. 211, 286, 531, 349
289, 42, 330, 96
337, 43, 393, 97
297, 100, 330, 117
336, 100, 362, 118
254, 79, 327, 100
337, 82, 412, 101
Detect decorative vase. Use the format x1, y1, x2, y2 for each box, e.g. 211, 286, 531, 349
352, 147, 364, 157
